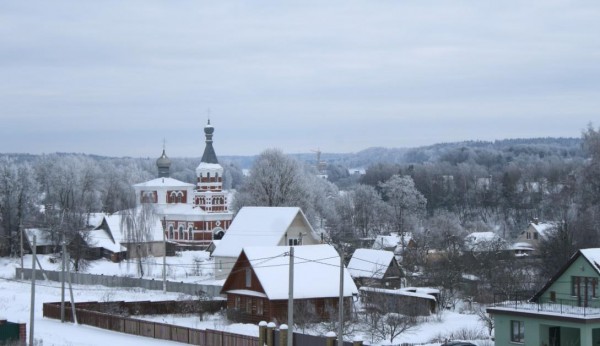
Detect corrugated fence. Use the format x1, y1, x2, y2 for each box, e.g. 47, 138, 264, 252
43, 300, 258, 346
16, 268, 223, 297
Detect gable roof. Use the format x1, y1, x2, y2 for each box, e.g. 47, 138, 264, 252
91, 208, 164, 250
348, 248, 395, 279
224, 244, 358, 300
464, 231, 506, 251
529, 221, 558, 237
133, 177, 194, 188
211, 206, 315, 258
24, 228, 57, 247
531, 248, 600, 301
372, 234, 400, 250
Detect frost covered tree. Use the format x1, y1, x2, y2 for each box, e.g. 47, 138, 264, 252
0, 158, 39, 256
379, 174, 426, 250
352, 184, 386, 238
233, 148, 310, 211
120, 203, 159, 277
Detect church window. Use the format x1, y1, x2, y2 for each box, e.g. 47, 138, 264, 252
169, 225, 174, 239
179, 226, 184, 239
188, 226, 193, 239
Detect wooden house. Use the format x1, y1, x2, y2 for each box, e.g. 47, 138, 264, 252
221, 244, 358, 324
347, 248, 403, 289
211, 207, 321, 280
360, 286, 439, 316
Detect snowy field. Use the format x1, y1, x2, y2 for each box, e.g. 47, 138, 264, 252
0, 254, 492, 345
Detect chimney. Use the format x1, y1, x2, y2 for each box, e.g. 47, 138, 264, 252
533, 217, 539, 225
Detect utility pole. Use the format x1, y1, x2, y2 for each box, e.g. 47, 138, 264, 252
66, 251, 77, 324
61, 239, 66, 322
29, 235, 36, 346
287, 246, 294, 346
163, 217, 166, 293
338, 246, 344, 346
19, 223, 24, 280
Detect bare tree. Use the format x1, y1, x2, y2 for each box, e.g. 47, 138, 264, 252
475, 305, 494, 337
379, 174, 427, 251
233, 148, 310, 211
120, 203, 159, 277
0, 158, 39, 256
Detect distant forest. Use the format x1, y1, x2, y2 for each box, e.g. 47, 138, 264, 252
2, 132, 599, 297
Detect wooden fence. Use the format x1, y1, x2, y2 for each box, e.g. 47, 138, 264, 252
43, 300, 258, 346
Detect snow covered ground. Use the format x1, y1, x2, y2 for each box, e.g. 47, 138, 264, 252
0, 253, 492, 345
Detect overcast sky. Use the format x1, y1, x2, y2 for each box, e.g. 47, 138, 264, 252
1, 1, 599, 157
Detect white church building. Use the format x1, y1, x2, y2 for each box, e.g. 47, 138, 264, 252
132, 120, 233, 249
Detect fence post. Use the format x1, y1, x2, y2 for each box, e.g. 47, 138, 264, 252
258, 321, 267, 346
266, 322, 276, 346
325, 331, 336, 346
19, 323, 27, 345
353, 335, 363, 346
279, 324, 288, 346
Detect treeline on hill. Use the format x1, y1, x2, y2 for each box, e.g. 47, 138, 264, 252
1, 129, 599, 303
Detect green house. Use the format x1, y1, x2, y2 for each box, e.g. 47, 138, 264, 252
487, 248, 600, 346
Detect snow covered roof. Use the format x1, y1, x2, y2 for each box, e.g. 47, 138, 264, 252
360, 286, 438, 301
465, 231, 505, 251
86, 212, 107, 228
154, 203, 203, 216
511, 242, 535, 251
231, 244, 357, 300
92, 209, 164, 251
196, 162, 223, 170
530, 222, 558, 237
85, 228, 126, 253
532, 248, 600, 302
347, 249, 395, 279
580, 248, 600, 273
211, 207, 314, 258
133, 177, 194, 188
372, 234, 400, 250
24, 228, 56, 247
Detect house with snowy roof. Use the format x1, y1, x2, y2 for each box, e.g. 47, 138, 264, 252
132, 120, 233, 250
347, 249, 403, 289
211, 206, 321, 279
220, 244, 358, 324
84, 210, 176, 261
464, 231, 507, 252
372, 232, 416, 256
24, 228, 59, 254
487, 248, 600, 346
360, 286, 439, 316
515, 219, 559, 255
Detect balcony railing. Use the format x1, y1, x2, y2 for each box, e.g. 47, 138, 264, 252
490, 294, 600, 318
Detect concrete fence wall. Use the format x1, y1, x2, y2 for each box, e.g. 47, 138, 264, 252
15, 268, 223, 298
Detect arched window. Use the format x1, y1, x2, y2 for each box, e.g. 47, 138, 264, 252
169, 225, 174, 239
176, 191, 183, 203
179, 226, 184, 239
188, 226, 193, 240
